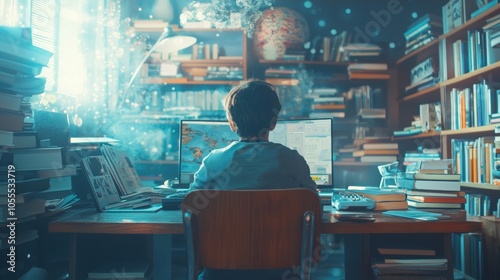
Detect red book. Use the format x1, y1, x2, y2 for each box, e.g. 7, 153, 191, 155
406, 195, 466, 204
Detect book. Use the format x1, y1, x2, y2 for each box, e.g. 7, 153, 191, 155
407, 200, 462, 209
0, 177, 50, 195
404, 189, 465, 197
0, 108, 25, 132
0, 92, 23, 111
0, 28, 53, 66
0, 198, 46, 222
100, 145, 143, 196
81, 155, 122, 211
374, 200, 409, 211
384, 258, 447, 264
362, 143, 398, 150
0, 56, 43, 76
406, 195, 466, 203
0, 130, 14, 147
382, 209, 443, 220
405, 159, 453, 173
349, 188, 406, 202
353, 149, 399, 157
12, 131, 38, 149
12, 147, 64, 171
397, 177, 461, 191
403, 173, 460, 181
377, 247, 436, 256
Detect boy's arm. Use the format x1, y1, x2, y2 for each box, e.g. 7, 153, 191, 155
189, 164, 209, 191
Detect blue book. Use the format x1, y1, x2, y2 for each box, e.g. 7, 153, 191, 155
471, 0, 498, 18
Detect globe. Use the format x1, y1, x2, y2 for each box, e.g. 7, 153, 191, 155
253, 7, 310, 60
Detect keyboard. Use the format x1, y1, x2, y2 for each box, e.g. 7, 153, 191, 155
331, 191, 376, 211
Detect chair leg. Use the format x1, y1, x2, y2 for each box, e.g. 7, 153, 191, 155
300, 211, 315, 280
183, 211, 196, 280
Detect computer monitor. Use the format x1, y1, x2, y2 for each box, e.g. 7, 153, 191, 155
178, 118, 333, 187
269, 118, 333, 188
178, 120, 238, 185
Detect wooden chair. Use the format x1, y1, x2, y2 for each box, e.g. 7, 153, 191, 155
181, 189, 322, 280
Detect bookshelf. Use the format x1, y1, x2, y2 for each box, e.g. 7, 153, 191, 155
394, 2, 500, 279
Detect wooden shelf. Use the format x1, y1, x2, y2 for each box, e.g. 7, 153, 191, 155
398, 85, 441, 103
441, 61, 500, 88
174, 59, 244, 66
396, 38, 440, 65
144, 77, 241, 85
333, 161, 386, 167
461, 182, 500, 191
440, 124, 499, 136
259, 59, 348, 67
392, 131, 440, 141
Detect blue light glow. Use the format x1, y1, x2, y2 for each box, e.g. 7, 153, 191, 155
330, 29, 337, 35
345, 8, 351, 15
389, 42, 395, 48
412, 12, 418, 18
319, 20, 326, 27
304, 1, 313, 8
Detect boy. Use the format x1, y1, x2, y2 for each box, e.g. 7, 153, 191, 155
189, 79, 318, 280
189, 79, 317, 191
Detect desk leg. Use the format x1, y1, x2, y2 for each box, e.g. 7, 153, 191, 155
443, 233, 453, 280
153, 234, 172, 280
344, 234, 370, 280
68, 233, 76, 280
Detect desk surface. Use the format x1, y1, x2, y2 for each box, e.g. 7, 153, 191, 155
48, 207, 482, 235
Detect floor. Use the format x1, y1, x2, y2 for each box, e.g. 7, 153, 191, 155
170, 234, 345, 280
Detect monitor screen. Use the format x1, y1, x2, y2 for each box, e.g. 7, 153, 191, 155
269, 118, 333, 187
178, 118, 333, 187
178, 120, 238, 184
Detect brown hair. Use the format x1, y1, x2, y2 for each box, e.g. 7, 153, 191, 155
223, 79, 281, 139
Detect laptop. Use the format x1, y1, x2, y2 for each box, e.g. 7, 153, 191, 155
176, 118, 334, 191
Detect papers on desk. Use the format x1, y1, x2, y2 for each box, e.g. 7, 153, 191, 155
382, 210, 442, 220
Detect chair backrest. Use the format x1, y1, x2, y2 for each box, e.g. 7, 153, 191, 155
181, 189, 321, 279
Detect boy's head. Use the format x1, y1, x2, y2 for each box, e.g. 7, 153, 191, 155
223, 80, 281, 139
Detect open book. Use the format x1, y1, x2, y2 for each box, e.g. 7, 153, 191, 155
81, 155, 153, 211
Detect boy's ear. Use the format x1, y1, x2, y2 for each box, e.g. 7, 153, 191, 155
229, 120, 237, 132
269, 118, 278, 131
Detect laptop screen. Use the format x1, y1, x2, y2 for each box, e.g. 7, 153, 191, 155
178, 118, 333, 187
269, 118, 333, 187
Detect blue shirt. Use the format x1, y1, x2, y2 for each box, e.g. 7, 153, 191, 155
189, 141, 317, 191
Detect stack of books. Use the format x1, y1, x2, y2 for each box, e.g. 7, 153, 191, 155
404, 57, 440, 96
0, 27, 59, 225
403, 148, 441, 164
372, 247, 448, 279
397, 159, 465, 209
348, 186, 408, 210
353, 142, 399, 163
264, 67, 299, 86
404, 14, 442, 55
347, 63, 389, 80
342, 43, 383, 63
306, 87, 345, 119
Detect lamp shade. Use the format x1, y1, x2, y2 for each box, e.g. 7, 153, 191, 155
154, 35, 197, 53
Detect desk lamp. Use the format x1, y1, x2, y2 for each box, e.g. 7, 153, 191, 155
119, 24, 197, 109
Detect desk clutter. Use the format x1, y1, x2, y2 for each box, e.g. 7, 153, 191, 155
79, 143, 176, 212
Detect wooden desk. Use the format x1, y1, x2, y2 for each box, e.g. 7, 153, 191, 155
49, 207, 482, 280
